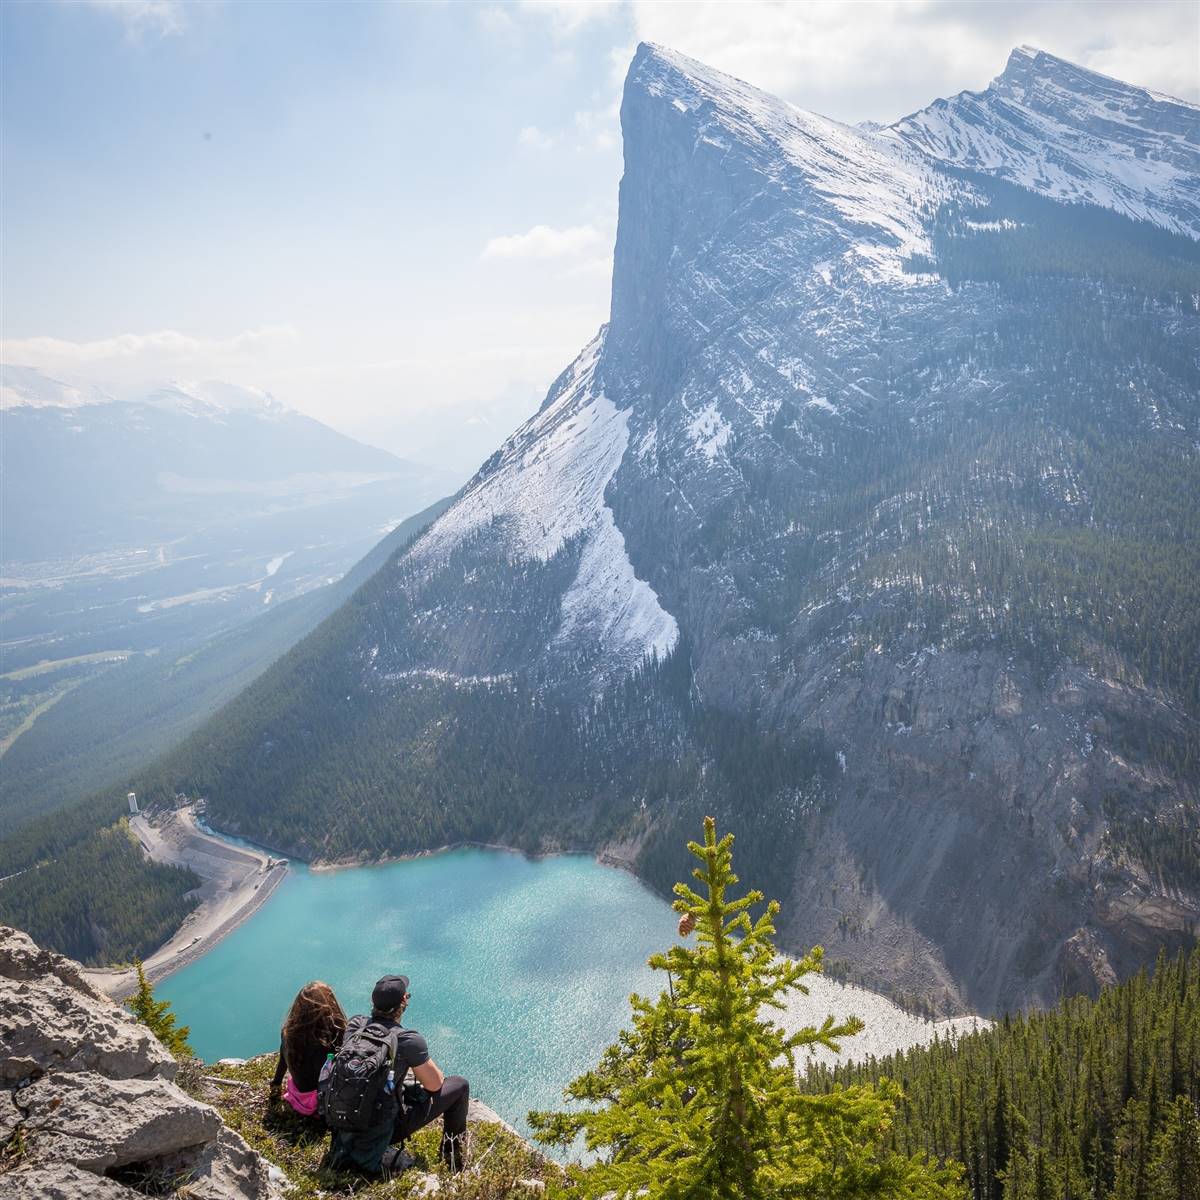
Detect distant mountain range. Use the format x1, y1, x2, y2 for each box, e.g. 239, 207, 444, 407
0, 365, 455, 829
107, 47, 1200, 1012
1, 365, 446, 562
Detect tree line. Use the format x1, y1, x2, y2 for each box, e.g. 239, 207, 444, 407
801, 946, 1200, 1200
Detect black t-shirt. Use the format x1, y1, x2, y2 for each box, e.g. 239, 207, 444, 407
272, 1028, 340, 1092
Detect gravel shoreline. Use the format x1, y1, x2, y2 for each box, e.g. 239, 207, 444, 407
84, 807, 289, 999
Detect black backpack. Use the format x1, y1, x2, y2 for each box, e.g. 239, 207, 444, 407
320, 1016, 400, 1134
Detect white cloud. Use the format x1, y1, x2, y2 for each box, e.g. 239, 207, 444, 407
85, 0, 189, 40
476, 4, 521, 39
572, 101, 620, 151
563, 255, 615, 280
627, 0, 1200, 122
482, 223, 606, 260
0, 326, 300, 387
518, 124, 561, 150
515, 0, 621, 37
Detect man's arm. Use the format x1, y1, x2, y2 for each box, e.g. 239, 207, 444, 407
412, 1059, 445, 1092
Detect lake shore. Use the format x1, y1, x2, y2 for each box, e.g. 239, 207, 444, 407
306, 838, 640, 874
301, 841, 992, 1060
83, 806, 288, 1000
84, 810, 640, 999
307, 840, 531, 872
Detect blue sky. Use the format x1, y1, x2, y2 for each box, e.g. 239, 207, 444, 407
3, 1, 1197, 472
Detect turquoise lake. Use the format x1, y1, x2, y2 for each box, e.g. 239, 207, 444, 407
158, 849, 678, 1137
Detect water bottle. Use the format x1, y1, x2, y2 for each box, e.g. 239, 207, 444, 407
385, 1066, 395, 1095
319, 1053, 334, 1086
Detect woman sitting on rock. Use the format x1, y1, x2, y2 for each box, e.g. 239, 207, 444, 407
269, 980, 347, 1120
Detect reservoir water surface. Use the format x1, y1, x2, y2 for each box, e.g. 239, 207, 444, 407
158, 848, 677, 1135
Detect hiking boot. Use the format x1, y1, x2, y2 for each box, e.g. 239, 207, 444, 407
382, 1146, 419, 1177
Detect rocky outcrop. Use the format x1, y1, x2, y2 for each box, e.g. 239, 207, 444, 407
15, 1074, 222, 1174
0, 926, 283, 1200
2, 929, 175, 1085
3, 1163, 139, 1199
776, 647, 1200, 1014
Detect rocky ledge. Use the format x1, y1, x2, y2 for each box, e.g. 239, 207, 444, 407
0, 924, 286, 1199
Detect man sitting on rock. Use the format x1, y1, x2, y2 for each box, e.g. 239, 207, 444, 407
325, 973, 470, 1175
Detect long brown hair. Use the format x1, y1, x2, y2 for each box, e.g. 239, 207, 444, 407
282, 981, 346, 1066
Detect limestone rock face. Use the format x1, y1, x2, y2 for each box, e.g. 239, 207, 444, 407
0, 926, 283, 1200
150, 1127, 283, 1200
3, 1162, 141, 1199
0, 927, 104, 996
16, 1073, 222, 1172
1, 926, 176, 1084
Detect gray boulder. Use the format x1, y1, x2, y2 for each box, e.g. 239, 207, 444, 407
150, 1126, 283, 1200
0, 928, 102, 997
1, 1162, 140, 1199
0, 976, 176, 1085
0, 926, 175, 1085
16, 1072, 221, 1173
0, 926, 288, 1199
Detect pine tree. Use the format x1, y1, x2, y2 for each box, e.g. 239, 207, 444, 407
1147, 1098, 1200, 1200
125, 959, 193, 1058
530, 817, 962, 1199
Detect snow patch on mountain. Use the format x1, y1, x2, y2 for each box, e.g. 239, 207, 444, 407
555, 505, 679, 674
0, 365, 294, 417
416, 332, 616, 564
0, 364, 115, 410
686, 400, 732, 460
145, 381, 289, 419
416, 329, 678, 669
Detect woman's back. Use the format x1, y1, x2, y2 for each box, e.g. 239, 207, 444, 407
272, 980, 347, 1113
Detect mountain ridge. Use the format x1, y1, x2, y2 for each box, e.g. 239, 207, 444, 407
885, 43, 1200, 238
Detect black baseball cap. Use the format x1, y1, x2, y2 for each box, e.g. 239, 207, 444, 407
372, 974, 410, 1011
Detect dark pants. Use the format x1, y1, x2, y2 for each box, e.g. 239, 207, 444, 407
394, 1076, 470, 1169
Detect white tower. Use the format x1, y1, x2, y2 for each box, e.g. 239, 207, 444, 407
128, 792, 139, 815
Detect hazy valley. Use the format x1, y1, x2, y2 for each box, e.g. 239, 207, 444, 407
0, 368, 454, 828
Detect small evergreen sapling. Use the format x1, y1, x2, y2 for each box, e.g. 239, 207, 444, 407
530, 816, 961, 1199
126, 959, 194, 1058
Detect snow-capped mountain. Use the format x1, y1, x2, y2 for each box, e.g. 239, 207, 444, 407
1, 365, 445, 562
141, 380, 290, 419
0, 367, 287, 418
0, 363, 116, 410
887, 46, 1200, 238
150, 45, 1200, 1014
